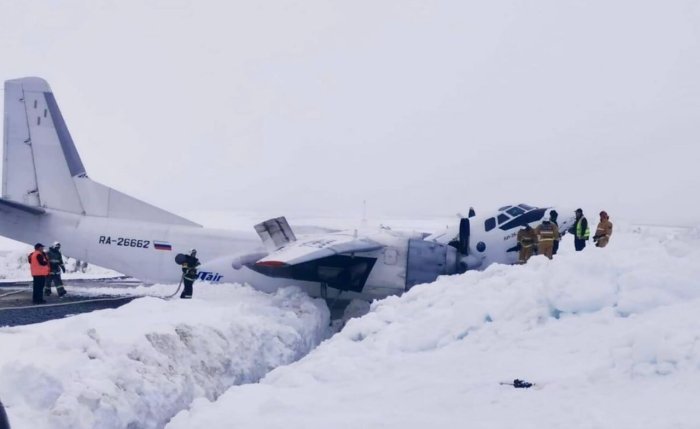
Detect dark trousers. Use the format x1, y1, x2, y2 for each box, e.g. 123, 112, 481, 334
46, 274, 66, 296
181, 278, 194, 298
574, 238, 587, 251
46, 274, 64, 288
553, 240, 560, 255
32, 276, 47, 303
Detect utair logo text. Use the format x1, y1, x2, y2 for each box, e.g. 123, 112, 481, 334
198, 271, 223, 282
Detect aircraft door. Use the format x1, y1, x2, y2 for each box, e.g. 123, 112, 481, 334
405, 239, 458, 291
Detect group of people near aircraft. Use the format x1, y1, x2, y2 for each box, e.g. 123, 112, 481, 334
517, 208, 613, 264
26, 244, 202, 304
27, 242, 67, 304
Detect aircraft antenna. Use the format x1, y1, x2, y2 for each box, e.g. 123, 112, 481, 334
361, 200, 367, 227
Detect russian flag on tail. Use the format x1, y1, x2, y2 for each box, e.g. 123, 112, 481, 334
153, 240, 172, 251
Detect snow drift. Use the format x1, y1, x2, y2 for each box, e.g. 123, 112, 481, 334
0, 284, 329, 429
166, 224, 700, 429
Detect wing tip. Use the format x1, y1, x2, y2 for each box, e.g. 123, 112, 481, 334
255, 260, 288, 268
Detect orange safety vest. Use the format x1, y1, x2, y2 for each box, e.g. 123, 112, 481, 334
29, 251, 50, 276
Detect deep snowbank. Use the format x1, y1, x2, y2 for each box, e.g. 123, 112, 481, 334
0, 283, 329, 429
167, 225, 700, 429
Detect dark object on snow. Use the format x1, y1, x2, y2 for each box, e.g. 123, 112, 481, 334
513, 378, 532, 389
500, 379, 534, 389
513, 379, 533, 388
0, 398, 11, 429
174, 253, 188, 265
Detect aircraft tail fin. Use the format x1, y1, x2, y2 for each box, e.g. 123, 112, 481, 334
3, 77, 199, 226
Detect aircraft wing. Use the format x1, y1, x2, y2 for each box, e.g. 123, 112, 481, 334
255, 233, 384, 267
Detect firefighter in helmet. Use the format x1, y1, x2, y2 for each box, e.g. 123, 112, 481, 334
181, 249, 200, 299
593, 211, 613, 248
535, 212, 561, 259
549, 209, 561, 255
516, 224, 538, 264
45, 241, 67, 297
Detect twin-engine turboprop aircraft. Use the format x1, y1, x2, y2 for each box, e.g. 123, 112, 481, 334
0, 77, 575, 300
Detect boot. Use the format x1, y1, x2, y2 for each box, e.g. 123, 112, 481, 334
44, 288, 52, 296
57, 287, 67, 298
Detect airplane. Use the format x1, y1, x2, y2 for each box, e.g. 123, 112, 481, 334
0, 77, 576, 301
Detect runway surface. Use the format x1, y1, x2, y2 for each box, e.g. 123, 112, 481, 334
0, 278, 140, 327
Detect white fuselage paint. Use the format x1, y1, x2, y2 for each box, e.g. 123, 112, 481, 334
0, 203, 577, 301
0, 207, 410, 300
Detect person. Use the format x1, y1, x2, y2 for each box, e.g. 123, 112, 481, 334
571, 208, 590, 251
535, 214, 561, 259
28, 243, 49, 304
181, 249, 200, 299
549, 209, 561, 255
516, 224, 538, 264
593, 211, 613, 248
45, 242, 67, 297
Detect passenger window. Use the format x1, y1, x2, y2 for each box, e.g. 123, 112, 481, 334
518, 204, 534, 210
485, 217, 496, 232
497, 214, 509, 224
506, 207, 525, 217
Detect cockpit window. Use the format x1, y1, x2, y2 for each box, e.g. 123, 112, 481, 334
497, 214, 509, 224
518, 204, 534, 210
506, 207, 525, 217
485, 217, 496, 232
498, 205, 512, 211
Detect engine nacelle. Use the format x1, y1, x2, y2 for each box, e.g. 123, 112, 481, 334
405, 239, 459, 291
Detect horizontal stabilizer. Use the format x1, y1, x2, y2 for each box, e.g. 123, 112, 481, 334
0, 197, 45, 215
256, 233, 384, 266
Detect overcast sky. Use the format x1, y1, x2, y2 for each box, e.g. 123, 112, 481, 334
1, 0, 699, 226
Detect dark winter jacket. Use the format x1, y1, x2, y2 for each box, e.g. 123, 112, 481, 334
182, 256, 201, 281
48, 247, 65, 274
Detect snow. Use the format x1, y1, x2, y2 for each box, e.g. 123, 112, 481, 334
0, 283, 330, 429
165, 224, 700, 429
0, 249, 120, 281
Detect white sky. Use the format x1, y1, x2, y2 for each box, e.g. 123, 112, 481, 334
1, 0, 699, 226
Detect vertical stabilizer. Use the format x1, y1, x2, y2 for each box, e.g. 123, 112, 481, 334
3, 77, 84, 212
2, 77, 200, 226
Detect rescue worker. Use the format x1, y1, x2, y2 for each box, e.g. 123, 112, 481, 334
593, 211, 613, 248
516, 224, 538, 264
28, 243, 49, 304
45, 242, 67, 297
181, 249, 200, 299
535, 213, 561, 259
571, 208, 590, 251
549, 209, 560, 255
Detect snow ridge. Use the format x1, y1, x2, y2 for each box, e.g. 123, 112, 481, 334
166, 225, 700, 429
0, 284, 329, 429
